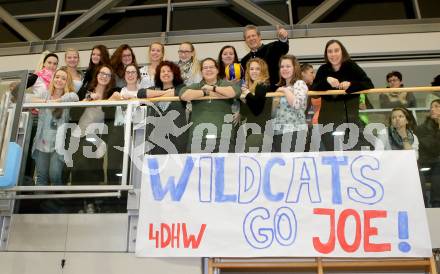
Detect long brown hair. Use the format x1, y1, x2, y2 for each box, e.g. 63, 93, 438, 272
110, 44, 138, 78
389, 107, 416, 131
324, 39, 351, 65
89, 44, 110, 69
277, 55, 301, 86
88, 64, 115, 99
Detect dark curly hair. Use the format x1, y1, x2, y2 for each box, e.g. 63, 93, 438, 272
154, 61, 183, 89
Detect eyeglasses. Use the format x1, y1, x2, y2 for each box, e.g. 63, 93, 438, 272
202, 65, 216, 70
122, 54, 132, 58
387, 78, 400, 83
125, 70, 137, 75
98, 72, 112, 78
178, 50, 192, 54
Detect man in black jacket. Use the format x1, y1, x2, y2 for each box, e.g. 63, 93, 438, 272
240, 25, 289, 88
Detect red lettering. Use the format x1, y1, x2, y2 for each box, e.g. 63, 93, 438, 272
149, 223, 206, 249
160, 223, 171, 248
312, 208, 336, 254
148, 223, 159, 248
364, 210, 391, 252
183, 223, 207, 249
337, 209, 361, 253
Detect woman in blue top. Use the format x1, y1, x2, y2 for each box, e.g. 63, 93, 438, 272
30, 68, 79, 186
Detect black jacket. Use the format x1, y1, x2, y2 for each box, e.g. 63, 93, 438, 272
312, 60, 374, 126
416, 117, 440, 166
241, 40, 289, 88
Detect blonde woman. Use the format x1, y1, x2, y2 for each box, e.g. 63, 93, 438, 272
30, 68, 79, 186
177, 42, 202, 85
239, 58, 271, 151
140, 42, 164, 88
64, 48, 83, 92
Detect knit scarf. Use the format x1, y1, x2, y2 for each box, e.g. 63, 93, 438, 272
36, 68, 54, 88
388, 127, 414, 150
178, 59, 193, 83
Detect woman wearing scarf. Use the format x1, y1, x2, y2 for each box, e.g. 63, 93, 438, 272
375, 107, 419, 159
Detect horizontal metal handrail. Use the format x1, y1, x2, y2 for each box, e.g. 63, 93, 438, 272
3, 185, 133, 192
21, 86, 440, 109
0, 192, 121, 200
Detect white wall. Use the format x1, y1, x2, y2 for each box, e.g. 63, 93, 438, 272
1, 31, 440, 72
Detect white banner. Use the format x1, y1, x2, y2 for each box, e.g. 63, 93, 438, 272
135, 151, 432, 257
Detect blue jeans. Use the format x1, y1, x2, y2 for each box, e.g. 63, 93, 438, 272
34, 150, 65, 186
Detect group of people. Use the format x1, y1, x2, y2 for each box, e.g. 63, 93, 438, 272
23, 24, 440, 207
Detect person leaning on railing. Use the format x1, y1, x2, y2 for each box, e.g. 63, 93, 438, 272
28, 68, 79, 186
272, 55, 308, 153
239, 58, 271, 152
180, 57, 241, 153
137, 61, 188, 155
312, 39, 374, 151
106, 63, 140, 184
71, 65, 115, 186
417, 99, 440, 207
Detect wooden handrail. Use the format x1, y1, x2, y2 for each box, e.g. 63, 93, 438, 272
21, 86, 440, 108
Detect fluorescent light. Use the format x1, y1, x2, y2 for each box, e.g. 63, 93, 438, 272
115, 173, 123, 177
332, 131, 345, 136
420, 168, 431, 172
205, 134, 217, 139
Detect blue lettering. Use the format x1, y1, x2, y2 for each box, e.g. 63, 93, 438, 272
148, 156, 194, 201
262, 157, 285, 201
347, 155, 384, 205
322, 156, 348, 204
215, 157, 237, 202
238, 156, 261, 204
286, 157, 322, 203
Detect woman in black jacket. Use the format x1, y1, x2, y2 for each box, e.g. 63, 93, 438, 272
312, 39, 374, 151
417, 99, 440, 207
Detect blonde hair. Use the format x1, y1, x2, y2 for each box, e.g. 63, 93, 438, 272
48, 68, 75, 95
245, 58, 269, 94
65, 48, 79, 59
149, 42, 165, 63
181, 42, 200, 75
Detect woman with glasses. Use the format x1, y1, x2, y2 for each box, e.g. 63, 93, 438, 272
379, 71, 417, 109
105, 64, 140, 184
177, 42, 202, 85
71, 65, 115, 186
138, 61, 188, 154
180, 58, 241, 153
29, 68, 79, 186
139, 42, 164, 89
78, 45, 110, 100
110, 44, 139, 88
